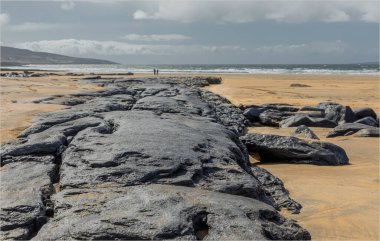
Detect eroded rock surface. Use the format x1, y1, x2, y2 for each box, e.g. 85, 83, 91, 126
241, 133, 349, 165
33, 185, 310, 240
241, 102, 378, 131
326, 123, 379, 138
1, 76, 309, 240
292, 125, 319, 140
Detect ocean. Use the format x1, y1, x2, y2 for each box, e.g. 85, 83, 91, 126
3, 63, 379, 75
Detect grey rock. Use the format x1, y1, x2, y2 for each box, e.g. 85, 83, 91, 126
354, 116, 378, 127
354, 128, 380, 137
259, 110, 294, 127
1, 134, 66, 157
243, 107, 262, 122
0, 160, 56, 240
299, 106, 324, 112
241, 133, 349, 165
251, 166, 302, 214
326, 123, 378, 138
280, 115, 337, 128
292, 125, 319, 140
290, 83, 311, 87
82, 75, 102, 80
354, 107, 377, 120
1, 76, 309, 239
317, 102, 356, 124
257, 104, 299, 112
60, 110, 265, 203
296, 110, 325, 118
33, 185, 310, 240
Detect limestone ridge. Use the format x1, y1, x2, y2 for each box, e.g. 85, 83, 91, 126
0, 76, 310, 240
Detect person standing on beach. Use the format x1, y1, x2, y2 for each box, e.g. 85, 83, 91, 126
157, 69, 159, 75
153, 69, 156, 75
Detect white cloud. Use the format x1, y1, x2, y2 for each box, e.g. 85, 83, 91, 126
0, 13, 10, 27
255, 40, 348, 55
9, 22, 66, 31
122, 34, 191, 42
14, 39, 244, 56
60, 1, 75, 10
133, 10, 152, 20
133, 1, 379, 23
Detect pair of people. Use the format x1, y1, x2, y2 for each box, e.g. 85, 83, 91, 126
153, 69, 159, 75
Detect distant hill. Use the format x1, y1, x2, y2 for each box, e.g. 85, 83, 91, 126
0, 46, 118, 65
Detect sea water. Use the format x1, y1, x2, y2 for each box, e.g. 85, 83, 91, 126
3, 63, 379, 75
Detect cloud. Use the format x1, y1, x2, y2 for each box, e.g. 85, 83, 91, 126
0, 13, 10, 27
122, 34, 191, 42
133, 1, 379, 23
255, 40, 348, 55
60, 0, 75, 10
9, 22, 66, 31
14, 39, 244, 56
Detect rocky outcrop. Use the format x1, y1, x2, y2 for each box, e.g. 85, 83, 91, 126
354, 117, 378, 127
290, 83, 311, 87
316, 102, 356, 124
326, 123, 379, 138
354, 128, 380, 137
1, 76, 309, 240
240, 133, 349, 165
354, 107, 377, 120
33, 185, 310, 240
280, 115, 337, 128
292, 125, 319, 140
241, 102, 359, 128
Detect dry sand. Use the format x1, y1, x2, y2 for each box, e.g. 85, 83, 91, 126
0, 72, 379, 240
205, 74, 379, 240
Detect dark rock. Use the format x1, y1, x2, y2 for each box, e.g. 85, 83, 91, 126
326, 123, 378, 138
33, 185, 310, 240
241, 133, 349, 165
1, 134, 66, 157
280, 115, 337, 128
317, 102, 356, 124
259, 110, 294, 127
243, 107, 262, 122
258, 104, 299, 112
1, 76, 309, 239
299, 106, 324, 112
60, 110, 265, 203
82, 75, 101, 80
354, 107, 377, 120
354, 116, 378, 127
0, 161, 56, 240
292, 125, 319, 140
251, 166, 302, 214
296, 110, 325, 118
290, 83, 311, 87
354, 128, 380, 137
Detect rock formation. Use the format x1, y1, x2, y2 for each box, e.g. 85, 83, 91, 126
0, 76, 310, 240
241, 133, 349, 165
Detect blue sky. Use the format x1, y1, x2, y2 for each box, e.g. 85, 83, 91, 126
0, 0, 378, 64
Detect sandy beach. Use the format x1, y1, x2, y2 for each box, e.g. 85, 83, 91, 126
0, 72, 379, 240
0, 72, 104, 144
205, 74, 379, 240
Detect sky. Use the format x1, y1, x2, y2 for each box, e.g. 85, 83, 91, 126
0, 0, 379, 64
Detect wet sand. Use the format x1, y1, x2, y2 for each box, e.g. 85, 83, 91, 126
205, 74, 379, 240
